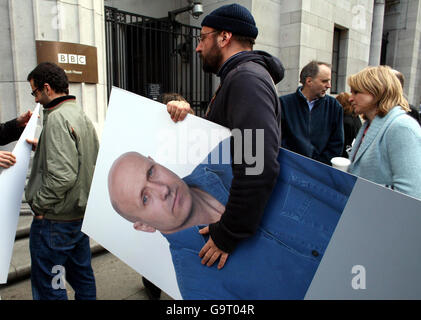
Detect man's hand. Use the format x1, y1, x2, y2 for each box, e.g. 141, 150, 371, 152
26, 138, 38, 152
16, 110, 33, 127
198, 226, 229, 270
166, 100, 194, 123
0, 151, 16, 168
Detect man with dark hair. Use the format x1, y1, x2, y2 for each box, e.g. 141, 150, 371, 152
25, 62, 99, 300
0, 110, 32, 168
27, 62, 69, 95
279, 60, 344, 165
167, 4, 284, 269
391, 69, 421, 125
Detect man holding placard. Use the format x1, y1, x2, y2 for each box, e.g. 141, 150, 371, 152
167, 4, 284, 270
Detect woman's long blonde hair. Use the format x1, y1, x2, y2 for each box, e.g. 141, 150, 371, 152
347, 65, 409, 117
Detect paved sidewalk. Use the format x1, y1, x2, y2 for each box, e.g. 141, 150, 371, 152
0, 251, 173, 300
6, 213, 104, 283
1, 208, 173, 300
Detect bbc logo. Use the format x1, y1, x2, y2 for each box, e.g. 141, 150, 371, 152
58, 53, 86, 65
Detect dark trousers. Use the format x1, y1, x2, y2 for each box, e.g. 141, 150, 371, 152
29, 218, 96, 300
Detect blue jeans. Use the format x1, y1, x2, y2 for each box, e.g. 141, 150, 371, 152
29, 218, 96, 300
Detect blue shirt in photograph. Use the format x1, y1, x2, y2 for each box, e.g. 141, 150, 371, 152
164, 144, 357, 299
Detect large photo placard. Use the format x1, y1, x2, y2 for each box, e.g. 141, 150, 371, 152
83, 88, 421, 299
83, 88, 357, 299
82, 88, 231, 299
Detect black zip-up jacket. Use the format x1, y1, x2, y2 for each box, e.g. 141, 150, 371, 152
0, 118, 24, 145
206, 50, 285, 253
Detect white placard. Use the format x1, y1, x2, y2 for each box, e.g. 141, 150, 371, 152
82, 88, 230, 299
0, 104, 40, 283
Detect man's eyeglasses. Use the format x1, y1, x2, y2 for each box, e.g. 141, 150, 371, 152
31, 87, 41, 97
194, 31, 219, 43
31, 84, 45, 97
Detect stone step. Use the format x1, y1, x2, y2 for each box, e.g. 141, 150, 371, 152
6, 235, 105, 284
15, 215, 32, 240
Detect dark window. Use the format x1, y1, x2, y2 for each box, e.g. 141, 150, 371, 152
331, 28, 341, 94
380, 32, 389, 65
331, 26, 348, 94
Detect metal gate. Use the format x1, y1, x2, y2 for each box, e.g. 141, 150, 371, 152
105, 6, 213, 117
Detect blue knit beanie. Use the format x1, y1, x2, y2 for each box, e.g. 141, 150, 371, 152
201, 4, 258, 39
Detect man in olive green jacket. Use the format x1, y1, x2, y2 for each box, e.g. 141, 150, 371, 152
25, 62, 99, 300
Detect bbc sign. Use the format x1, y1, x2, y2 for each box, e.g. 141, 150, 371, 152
36, 40, 98, 84
58, 53, 86, 65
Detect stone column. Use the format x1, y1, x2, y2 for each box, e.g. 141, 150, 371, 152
369, 0, 385, 66
394, 0, 421, 106
0, 0, 107, 137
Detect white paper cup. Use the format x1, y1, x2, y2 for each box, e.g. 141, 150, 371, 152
330, 157, 351, 172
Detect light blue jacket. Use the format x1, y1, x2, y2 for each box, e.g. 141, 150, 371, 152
348, 106, 421, 200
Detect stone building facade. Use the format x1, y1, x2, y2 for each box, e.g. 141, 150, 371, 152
1, 0, 420, 144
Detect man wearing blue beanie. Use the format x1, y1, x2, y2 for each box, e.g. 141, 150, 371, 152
167, 3, 285, 270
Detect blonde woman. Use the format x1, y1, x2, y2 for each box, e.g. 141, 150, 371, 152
347, 66, 421, 200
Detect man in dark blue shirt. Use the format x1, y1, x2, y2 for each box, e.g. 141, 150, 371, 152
279, 61, 344, 165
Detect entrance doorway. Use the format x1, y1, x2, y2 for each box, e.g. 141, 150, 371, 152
105, 6, 213, 117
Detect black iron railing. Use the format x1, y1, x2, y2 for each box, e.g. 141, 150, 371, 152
105, 6, 213, 117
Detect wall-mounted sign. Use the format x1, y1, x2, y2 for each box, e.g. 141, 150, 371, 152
36, 41, 98, 84
145, 83, 162, 101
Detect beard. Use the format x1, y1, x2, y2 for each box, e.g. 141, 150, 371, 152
200, 41, 223, 74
